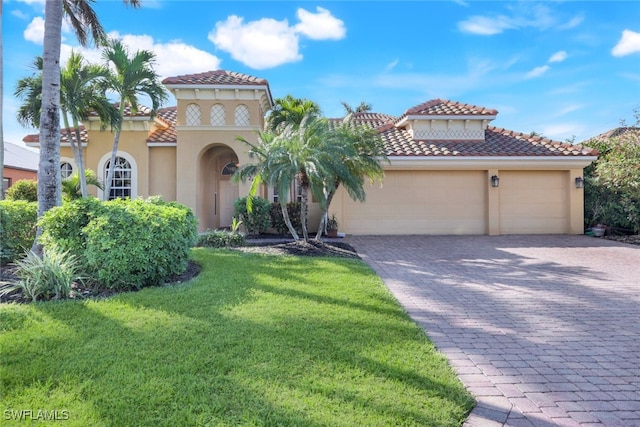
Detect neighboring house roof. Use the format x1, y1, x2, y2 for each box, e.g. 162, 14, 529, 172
582, 127, 640, 144
162, 70, 269, 86
23, 126, 88, 144
402, 99, 498, 117
3, 141, 39, 171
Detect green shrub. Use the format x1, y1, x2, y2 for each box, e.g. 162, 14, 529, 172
38, 197, 105, 265
197, 229, 245, 248
39, 197, 198, 292
270, 202, 303, 235
584, 130, 640, 233
1, 249, 83, 302
233, 196, 271, 236
82, 198, 198, 291
0, 200, 37, 264
5, 180, 38, 202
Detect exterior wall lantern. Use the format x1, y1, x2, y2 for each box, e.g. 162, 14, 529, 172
490, 175, 500, 187
575, 176, 584, 189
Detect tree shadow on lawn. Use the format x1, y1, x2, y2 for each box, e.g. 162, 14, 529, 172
2, 248, 473, 426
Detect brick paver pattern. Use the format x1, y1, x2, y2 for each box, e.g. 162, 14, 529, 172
347, 235, 640, 427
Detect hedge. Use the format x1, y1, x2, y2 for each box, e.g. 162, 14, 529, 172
40, 197, 198, 291
0, 200, 38, 264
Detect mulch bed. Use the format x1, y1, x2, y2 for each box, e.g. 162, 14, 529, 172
236, 239, 360, 259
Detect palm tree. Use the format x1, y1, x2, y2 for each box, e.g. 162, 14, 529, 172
60, 51, 118, 196
234, 130, 301, 240
236, 114, 342, 242
315, 114, 388, 239
266, 95, 321, 133
341, 101, 373, 115
15, 54, 118, 198
62, 169, 103, 201
35, 0, 140, 254
101, 39, 168, 199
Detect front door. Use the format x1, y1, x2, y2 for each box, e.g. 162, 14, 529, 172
219, 160, 239, 228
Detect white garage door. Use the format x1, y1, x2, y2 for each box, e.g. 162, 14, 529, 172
499, 171, 568, 234
342, 170, 487, 235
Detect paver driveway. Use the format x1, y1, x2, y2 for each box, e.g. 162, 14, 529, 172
346, 235, 640, 427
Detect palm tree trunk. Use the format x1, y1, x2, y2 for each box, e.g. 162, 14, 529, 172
315, 188, 337, 239
103, 102, 126, 199
72, 120, 87, 197
62, 113, 87, 197
32, 0, 63, 255
300, 185, 309, 242
280, 201, 299, 240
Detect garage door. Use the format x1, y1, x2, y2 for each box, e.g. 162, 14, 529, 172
499, 171, 568, 234
341, 170, 487, 235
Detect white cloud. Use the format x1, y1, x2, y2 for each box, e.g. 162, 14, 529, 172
458, 15, 514, 35
458, 5, 583, 36
553, 104, 587, 118
60, 32, 222, 79
23, 16, 45, 44
11, 10, 30, 19
294, 7, 345, 40
384, 59, 399, 72
558, 15, 584, 30
209, 15, 300, 69
525, 65, 550, 79
540, 122, 585, 141
209, 8, 345, 69
612, 29, 640, 57
548, 50, 568, 63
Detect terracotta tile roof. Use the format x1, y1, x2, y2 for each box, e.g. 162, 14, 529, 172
147, 107, 177, 143
162, 70, 268, 86
402, 99, 498, 117
380, 125, 596, 157
583, 127, 640, 143
23, 126, 89, 144
329, 112, 397, 130
87, 103, 152, 118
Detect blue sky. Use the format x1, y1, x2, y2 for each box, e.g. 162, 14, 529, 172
3, 0, 640, 147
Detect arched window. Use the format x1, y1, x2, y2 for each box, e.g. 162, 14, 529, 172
221, 162, 237, 176
185, 103, 201, 126
234, 104, 250, 126
104, 156, 132, 200
60, 161, 74, 178
210, 104, 225, 126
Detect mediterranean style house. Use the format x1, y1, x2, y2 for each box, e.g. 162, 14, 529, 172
24, 70, 597, 235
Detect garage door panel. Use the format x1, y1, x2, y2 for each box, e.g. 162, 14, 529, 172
499, 171, 568, 234
342, 171, 487, 235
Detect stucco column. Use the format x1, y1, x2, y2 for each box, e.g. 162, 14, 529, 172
175, 137, 197, 214
487, 169, 500, 235
568, 169, 585, 234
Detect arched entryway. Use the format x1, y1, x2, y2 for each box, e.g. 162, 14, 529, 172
198, 145, 239, 230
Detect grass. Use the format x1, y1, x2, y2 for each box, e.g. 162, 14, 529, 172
0, 248, 474, 426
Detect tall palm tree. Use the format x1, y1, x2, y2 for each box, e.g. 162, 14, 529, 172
35, 0, 140, 254
101, 39, 168, 199
15, 54, 118, 198
266, 94, 321, 133
315, 115, 388, 239
60, 51, 118, 196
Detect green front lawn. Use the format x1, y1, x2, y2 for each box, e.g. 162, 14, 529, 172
0, 249, 474, 426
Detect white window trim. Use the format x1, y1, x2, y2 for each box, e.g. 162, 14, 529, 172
60, 157, 77, 178
97, 151, 138, 200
